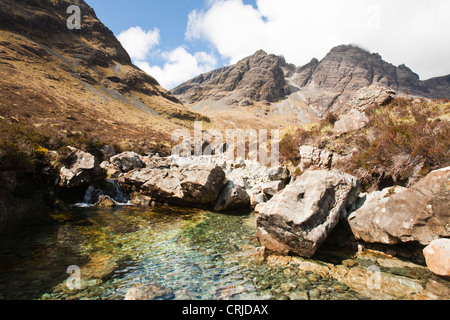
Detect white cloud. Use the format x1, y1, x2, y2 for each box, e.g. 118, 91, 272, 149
136, 47, 217, 89
117, 26, 160, 61
117, 26, 218, 90
186, 0, 450, 80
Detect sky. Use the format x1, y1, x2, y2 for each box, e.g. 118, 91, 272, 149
86, 0, 450, 90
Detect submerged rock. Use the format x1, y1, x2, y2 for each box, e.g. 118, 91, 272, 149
256, 169, 360, 257
348, 167, 450, 246
124, 284, 174, 300
95, 195, 116, 208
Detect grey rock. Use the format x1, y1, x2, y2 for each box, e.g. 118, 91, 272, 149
214, 181, 250, 212
268, 165, 290, 181
100, 145, 116, 160
119, 164, 226, 207
250, 192, 266, 207
348, 167, 450, 245
298, 146, 333, 171
110, 151, 145, 172
333, 109, 369, 136
261, 180, 285, 196
257, 170, 360, 257
59, 147, 105, 188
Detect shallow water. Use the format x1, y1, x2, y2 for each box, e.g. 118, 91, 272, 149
0, 206, 447, 300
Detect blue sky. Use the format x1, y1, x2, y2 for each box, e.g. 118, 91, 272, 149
86, 0, 256, 88
86, 0, 450, 90
86, 1, 230, 60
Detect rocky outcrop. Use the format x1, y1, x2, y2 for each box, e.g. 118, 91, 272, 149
333, 109, 369, 136
423, 239, 450, 277
172, 45, 450, 120
256, 170, 360, 257
333, 86, 396, 136
119, 164, 226, 207
344, 86, 397, 112
348, 167, 450, 246
260, 181, 284, 197
298, 146, 333, 171
172, 50, 291, 106
58, 147, 105, 188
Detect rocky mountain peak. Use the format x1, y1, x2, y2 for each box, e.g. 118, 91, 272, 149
172, 50, 291, 107
0, 0, 206, 151
172, 44, 450, 126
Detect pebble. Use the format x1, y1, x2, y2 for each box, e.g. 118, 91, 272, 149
283, 268, 293, 277
280, 283, 294, 292
288, 291, 309, 300
308, 289, 321, 300
307, 274, 320, 283
41, 293, 51, 300
342, 259, 358, 267
296, 278, 311, 289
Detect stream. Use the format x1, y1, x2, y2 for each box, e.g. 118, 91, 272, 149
0, 205, 448, 300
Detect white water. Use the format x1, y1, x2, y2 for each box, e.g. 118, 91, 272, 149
73, 180, 131, 207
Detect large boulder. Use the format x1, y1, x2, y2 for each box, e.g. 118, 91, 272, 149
119, 164, 226, 207
59, 147, 105, 188
423, 239, 450, 277
214, 181, 250, 212
348, 167, 450, 246
110, 151, 145, 172
346, 86, 396, 111
256, 170, 360, 257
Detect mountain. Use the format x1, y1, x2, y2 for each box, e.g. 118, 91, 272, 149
172, 45, 450, 126
0, 0, 206, 151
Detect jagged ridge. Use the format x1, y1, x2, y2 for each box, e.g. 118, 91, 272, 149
173, 45, 450, 119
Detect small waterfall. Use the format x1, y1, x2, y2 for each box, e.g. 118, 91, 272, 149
73, 180, 131, 207
102, 180, 130, 205
83, 185, 96, 204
